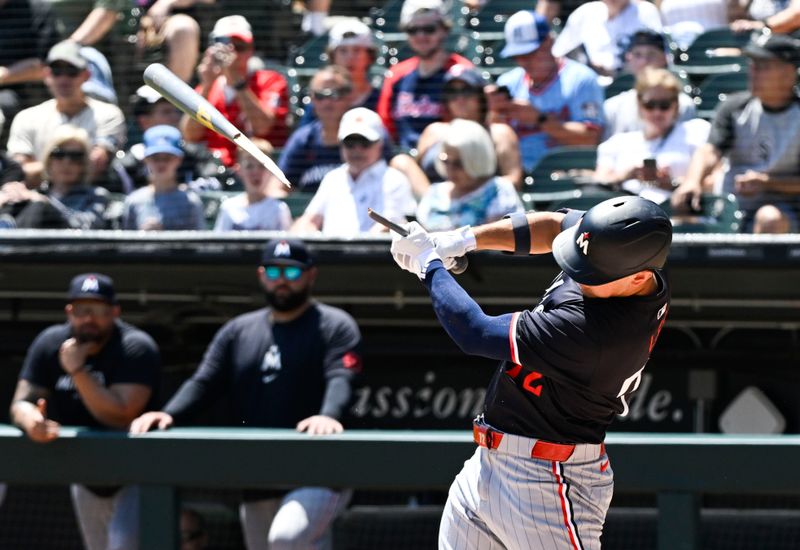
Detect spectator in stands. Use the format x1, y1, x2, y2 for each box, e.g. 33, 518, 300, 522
122, 125, 205, 230
377, 0, 474, 151
180, 508, 209, 550
182, 15, 289, 167
131, 238, 361, 550
292, 107, 416, 236
299, 19, 381, 126
0, 117, 24, 184
603, 30, 697, 139
416, 119, 523, 230
0, 126, 110, 229
7, 41, 126, 186
488, 11, 604, 172
552, 0, 663, 77
279, 66, 393, 193
214, 139, 292, 231
595, 68, 711, 203
731, 0, 800, 34
672, 32, 800, 233
9, 273, 160, 550
0, 0, 60, 136
658, 0, 730, 49
392, 65, 522, 195
64, 0, 201, 83
113, 85, 229, 194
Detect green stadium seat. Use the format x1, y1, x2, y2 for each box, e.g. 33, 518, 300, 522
369, 0, 406, 34
605, 73, 636, 100
528, 146, 598, 187
674, 29, 751, 78
694, 72, 750, 119
283, 192, 315, 219
662, 193, 743, 233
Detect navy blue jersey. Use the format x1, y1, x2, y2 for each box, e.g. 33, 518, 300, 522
163, 304, 362, 427
482, 212, 670, 443
20, 321, 161, 428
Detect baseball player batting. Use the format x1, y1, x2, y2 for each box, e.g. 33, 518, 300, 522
390, 196, 672, 549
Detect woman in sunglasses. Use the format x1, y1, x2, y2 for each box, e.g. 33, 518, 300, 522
0, 126, 109, 229
392, 65, 522, 197
416, 119, 523, 231
594, 67, 710, 203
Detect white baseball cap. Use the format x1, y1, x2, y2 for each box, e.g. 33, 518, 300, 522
211, 15, 253, 44
328, 19, 375, 51
399, 0, 448, 29
500, 11, 551, 58
338, 107, 384, 142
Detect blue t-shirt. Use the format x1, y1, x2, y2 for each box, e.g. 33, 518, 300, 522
497, 60, 604, 170
278, 120, 395, 193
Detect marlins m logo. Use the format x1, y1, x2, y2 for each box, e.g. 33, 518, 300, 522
81, 276, 100, 293
576, 232, 590, 255
273, 241, 291, 257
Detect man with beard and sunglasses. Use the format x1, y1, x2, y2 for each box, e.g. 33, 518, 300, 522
130, 238, 362, 550
10, 273, 161, 550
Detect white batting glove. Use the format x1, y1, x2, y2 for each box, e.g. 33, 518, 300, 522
390, 222, 442, 279
431, 226, 477, 269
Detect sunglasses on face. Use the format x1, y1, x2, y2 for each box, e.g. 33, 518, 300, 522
640, 98, 675, 111
51, 148, 86, 162
49, 64, 82, 78
213, 36, 249, 52
310, 87, 351, 101
445, 86, 480, 100
264, 265, 305, 281
342, 135, 377, 149
406, 24, 438, 36
71, 303, 113, 318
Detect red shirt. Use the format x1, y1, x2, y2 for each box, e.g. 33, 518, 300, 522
200, 70, 289, 166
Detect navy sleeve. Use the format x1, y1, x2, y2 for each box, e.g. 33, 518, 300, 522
108, 329, 161, 390
162, 320, 235, 423
423, 261, 514, 361
319, 308, 362, 419
19, 326, 63, 390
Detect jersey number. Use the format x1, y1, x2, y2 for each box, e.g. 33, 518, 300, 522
506, 364, 543, 397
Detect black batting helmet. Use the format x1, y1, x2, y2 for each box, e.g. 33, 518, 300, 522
552, 196, 672, 285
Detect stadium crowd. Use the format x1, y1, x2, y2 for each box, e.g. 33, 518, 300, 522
4, 0, 800, 547
0, 0, 798, 234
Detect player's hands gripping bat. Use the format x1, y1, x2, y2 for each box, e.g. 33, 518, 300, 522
368, 209, 469, 275
142, 63, 291, 188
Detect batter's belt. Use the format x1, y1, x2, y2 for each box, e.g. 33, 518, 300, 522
473, 420, 605, 463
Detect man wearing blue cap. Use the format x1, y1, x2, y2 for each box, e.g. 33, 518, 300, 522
10, 273, 161, 550
487, 11, 604, 171
131, 238, 362, 550
122, 124, 205, 230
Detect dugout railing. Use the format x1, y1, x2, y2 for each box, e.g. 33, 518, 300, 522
1, 426, 799, 550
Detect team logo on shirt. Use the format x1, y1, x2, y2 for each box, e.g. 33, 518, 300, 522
581, 101, 599, 120
576, 232, 590, 255
261, 345, 282, 384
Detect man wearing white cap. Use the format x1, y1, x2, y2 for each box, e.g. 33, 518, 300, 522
298, 19, 381, 126
488, 11, 604, 171
182, 15, 289, 167
292, 107, 416, 236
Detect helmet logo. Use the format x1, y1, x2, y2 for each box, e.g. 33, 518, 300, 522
576, 232, 590, 255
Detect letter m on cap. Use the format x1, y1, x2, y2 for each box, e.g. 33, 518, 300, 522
274, 241, 291, 257
81, 276, 100, 292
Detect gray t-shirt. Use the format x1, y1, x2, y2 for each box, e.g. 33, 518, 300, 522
708, 92, 800, 213
602, 89, 697, 140
122, 184, 205, 230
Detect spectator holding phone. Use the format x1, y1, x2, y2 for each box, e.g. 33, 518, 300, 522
595, 67, 710, 203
